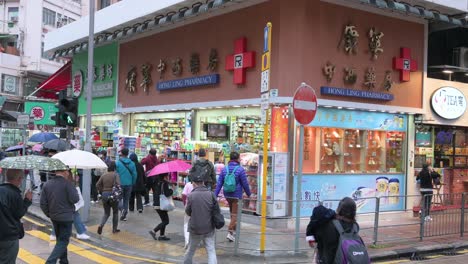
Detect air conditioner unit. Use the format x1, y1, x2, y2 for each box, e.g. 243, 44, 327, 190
453, 47, 468, 68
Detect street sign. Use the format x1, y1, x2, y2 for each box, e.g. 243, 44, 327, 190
261, 93, 269, 110
17, 114, 30, 125
261, 70, 269, 93
292, 83, 317, 125
270, 89, 278, 97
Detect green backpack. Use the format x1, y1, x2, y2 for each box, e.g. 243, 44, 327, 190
223, 166, 239, 193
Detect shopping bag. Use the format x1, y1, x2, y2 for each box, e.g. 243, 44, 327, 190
159, 194, 175, 211
75, 187, 84, 211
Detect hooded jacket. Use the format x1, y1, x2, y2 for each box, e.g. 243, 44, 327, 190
141, 154, 159, 173
214, 161, 251, 199
0, 183, 32, 241
116, 157, 137, 186
306, 205, 356, 264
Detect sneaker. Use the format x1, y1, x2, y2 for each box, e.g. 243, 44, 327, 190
143, 202, 151, 207
226, 233, 235, 242
149, 230, 158, 240
158, 236, 170, 241
49, 234, 56, 241
77, 233, 90, 240
121, 216, 127, 221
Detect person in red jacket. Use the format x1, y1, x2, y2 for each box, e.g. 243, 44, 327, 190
141, 149, 159, 206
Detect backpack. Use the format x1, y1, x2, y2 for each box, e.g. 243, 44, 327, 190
191, 160, 210, 179
332, 219, 370, 264
223, 166, 239, 193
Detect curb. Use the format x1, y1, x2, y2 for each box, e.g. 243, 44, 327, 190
370, 241, 468, 261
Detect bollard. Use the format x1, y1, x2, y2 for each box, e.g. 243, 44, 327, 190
234, 198, 242, 256
419, 194, 425, 241
373, 197, 380, 245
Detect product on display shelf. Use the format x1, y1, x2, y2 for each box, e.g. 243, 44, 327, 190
230, 116, 264, 150
134, 118, 186, 155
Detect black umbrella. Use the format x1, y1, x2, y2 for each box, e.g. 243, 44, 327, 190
43, 139, 74, 151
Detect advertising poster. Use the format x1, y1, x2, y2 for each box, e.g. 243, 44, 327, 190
293, 174, 406, 217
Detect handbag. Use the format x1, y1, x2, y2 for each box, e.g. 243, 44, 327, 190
74, 186, 85, 211
211, 194, 225, 229
109, 173, 122, 203
159, 181, 175, 211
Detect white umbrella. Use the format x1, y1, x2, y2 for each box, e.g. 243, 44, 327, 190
52, 149, 108, 169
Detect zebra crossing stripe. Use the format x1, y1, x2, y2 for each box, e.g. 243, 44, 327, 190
18, 248, 46, 264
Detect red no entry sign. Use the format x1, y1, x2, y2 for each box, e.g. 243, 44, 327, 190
293, 83, 317, 125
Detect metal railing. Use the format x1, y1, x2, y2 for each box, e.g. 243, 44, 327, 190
221, 193, 468, 256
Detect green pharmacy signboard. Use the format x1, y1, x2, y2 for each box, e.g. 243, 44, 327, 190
72, 42, 118, 115
24, 101, 56, 125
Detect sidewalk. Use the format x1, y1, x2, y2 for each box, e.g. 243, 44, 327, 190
27, 196, 468, 263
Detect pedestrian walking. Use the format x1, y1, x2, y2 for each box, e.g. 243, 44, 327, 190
214, 151, 251, 242
149, 173, 173, 241
40, 168, 79, 264
141, 148, 159, 206
116, 148, 137, 221
416, 163, 440, 221
0, 169, 32, 264
184, 171, 218, 264
96, 161, 121, 234
129, 153, 146, 213
306, 197, 368, 264
50, 170, 90, 241
182, 180, 194, 248
189, 148, 216, 190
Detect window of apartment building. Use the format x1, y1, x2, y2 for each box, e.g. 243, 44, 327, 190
99, 0, 111, 10
43, 8, 56, 26
8, 7, 19, 22
1, 74, 19, 95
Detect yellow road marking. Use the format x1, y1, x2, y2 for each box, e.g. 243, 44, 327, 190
458, 249, 468, 254
26, 230, 121, 264
426, 254, 444, 259
18, 248, 46, 264
71, 237, 174, 264
377, 260, 408, 264
23, 216, 46, 227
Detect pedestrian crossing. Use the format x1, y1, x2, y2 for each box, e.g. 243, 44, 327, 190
17, 227, 173, 264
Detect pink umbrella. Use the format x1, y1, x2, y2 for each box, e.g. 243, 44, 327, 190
32, 144, 43, 152
147, 159, 192, 177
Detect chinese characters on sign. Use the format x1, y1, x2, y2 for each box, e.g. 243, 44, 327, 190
431, 87, 467, 120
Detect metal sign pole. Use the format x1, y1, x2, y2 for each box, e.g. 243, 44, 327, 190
294, 124, 304, 253
82, 0, 95, 222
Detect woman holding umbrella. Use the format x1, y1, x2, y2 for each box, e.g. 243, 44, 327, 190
149, 173, 173, 241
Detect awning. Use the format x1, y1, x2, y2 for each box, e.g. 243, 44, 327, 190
35, 61, 71, 99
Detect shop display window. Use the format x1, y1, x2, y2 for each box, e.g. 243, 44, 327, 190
134, 118, 186, 155
300, 127, 406, 174
434, 128, 468, 168
414, 125, 433, 168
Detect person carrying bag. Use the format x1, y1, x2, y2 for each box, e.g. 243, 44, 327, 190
96, 162, 121, 234
149, 174, 173, 241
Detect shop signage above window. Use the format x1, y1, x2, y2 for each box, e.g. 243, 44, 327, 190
321, 86, 394, 101
156, 74, 220, 91
225, 37, 256, 85
431, 86, 467, 120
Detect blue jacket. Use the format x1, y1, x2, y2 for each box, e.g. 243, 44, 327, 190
116, 157, 137, 186
215, 161, 251, 199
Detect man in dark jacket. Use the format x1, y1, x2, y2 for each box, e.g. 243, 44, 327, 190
0, 169, 32, 264
40, 169, 79, 264
306, 197, 359, 264
141, 148, 159, 206
215, 151, 251, 242
129, 153, 146, 213
190, 148, 216, 190
184, 171, 217, 264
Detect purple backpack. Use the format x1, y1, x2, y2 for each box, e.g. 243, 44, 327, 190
332, 220, 370, 264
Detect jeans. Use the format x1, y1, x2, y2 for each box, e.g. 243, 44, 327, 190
154, 209, 169, 236
226, 198, 239, 233
51, 212, 86, 236
119, 185, 133, 212
184, 231, 217, 264
100, 194, 119, 230
129, 190, 143, 211
47, 220, 72, 264
0, 239, 19, 264
421, 191, 433, 217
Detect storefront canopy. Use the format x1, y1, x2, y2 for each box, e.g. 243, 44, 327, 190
34, 61, 71, 99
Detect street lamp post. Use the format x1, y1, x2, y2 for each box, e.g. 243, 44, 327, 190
81, 0, 95, 222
